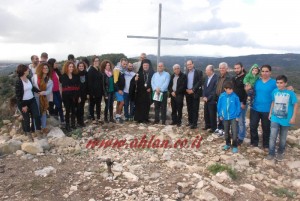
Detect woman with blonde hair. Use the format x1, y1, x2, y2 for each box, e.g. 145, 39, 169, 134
60, 61, 80, 132
31, 62, 53, 136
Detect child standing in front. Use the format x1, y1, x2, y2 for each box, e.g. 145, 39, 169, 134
243, 64, 260, 106
266, 75, 298, 161
217, 81, 241, 153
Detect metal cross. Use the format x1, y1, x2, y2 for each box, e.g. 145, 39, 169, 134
127, 3, 188, 65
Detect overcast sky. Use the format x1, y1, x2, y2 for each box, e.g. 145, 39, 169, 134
0, 0, 299, 61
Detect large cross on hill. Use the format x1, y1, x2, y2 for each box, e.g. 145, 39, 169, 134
127, 3, 188, 65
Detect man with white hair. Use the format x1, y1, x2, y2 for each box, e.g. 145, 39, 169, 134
133, 53, 147, 73
215, 62, 232, 135
168, 64, 187, 127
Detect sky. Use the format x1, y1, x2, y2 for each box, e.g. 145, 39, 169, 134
0, 0, 299, 61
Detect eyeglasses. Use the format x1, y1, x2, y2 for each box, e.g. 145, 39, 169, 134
261, 71, 270, 73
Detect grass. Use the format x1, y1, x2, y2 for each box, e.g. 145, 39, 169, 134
207, 163, 238, 180
273, 187, 296, 198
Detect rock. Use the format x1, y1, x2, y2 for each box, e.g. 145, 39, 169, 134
34, 166, 56, 177
162, 151, 172, 160
196, 181, 205, 189
0, 139, 22, 155
9, 128, 17, 136
292, 179, 300, 188
240, 183, 256, 191
15, 150, 25, 156
212, 171, 229, 183
82, 185, 90, 191
236, 159, 250, 167
286, 161, 300, 169
192, 189, 219, 201
21, 142, 43, 154
2, 120, 11, 125
210, 180, 235, 196
122, 172, 139, 182
111, 162, 123, 172
47, 127, 66, 138
0, 135, 10, 144
287, 135, 300, 145
35, 139, 50, 151
150, 172, 160, 179
50, 137, 76, 148
166, 161, 186, 169
70, 185, 78, 191
46, 116, 61, 127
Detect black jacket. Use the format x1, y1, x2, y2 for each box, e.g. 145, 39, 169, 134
168, 72, 187, 96
203, 73, 218, 104
78, 70, 88, 99
186, 69, 203, 99
232, 73, 247, 105
60, 74, 80, 99
114, 71, 125, 92
103, 73, 114, 97
88, 66, 103, 97
15, 78, 40, 107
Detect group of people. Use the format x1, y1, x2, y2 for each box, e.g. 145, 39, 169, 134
15, 52, 298, 160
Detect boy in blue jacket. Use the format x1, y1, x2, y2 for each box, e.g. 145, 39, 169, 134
217, 81, 241, 153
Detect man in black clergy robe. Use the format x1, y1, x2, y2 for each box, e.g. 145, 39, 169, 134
129, 59, 154, 123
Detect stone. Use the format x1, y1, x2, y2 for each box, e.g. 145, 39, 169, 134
240, 183, 256, 191
50, 137, 76, 148
0, 139, 22, 155
47, 127, 66, 138
210, 180, 235, 196
192, 189, 219, 201
46, 116, 61, 127
35, 139, 50, 151
2, 120, 11, 125
196, 181, 205, 189
286, 135, 300, 145
9, 128, 17, 136
292, 179, 300, 188
15, 150, 25, 156
286, 161, 300, 169
112, 162, 123, 172
166, 161, 186, 169
21, 142, 43, 154
122, 172, 139, 182
162, 151, 172, 161
212, 171, 229, 183
150, 172, 160, 179
34, 166, 56, 177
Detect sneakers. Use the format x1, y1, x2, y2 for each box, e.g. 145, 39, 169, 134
223, 145, 230, 151
232, 147, 238, 153
276, 154, 284, 161
116, 117, 124, 124
265, 155, 275, 160
214, 129, 220, 133
218, 130, 225, 137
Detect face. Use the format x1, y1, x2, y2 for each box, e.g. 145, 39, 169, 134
252, 68, 259, 75
93, 58, 100, 67
105, 62, 111, 71
42, 65, 49, 74
261, 67, 271, 79
234, 64, 243, 75
127, 63, 133, 71
157, 62, 164, 72
173, 66, 180, 75
32, 56, 39, 65
186, 60, 194, 71
54, 62, 58, 69
205, 67, 213, 76
78, 63, 85, 71
276, 80, 287, 90
140, 53, 146, 61
224, 88, 233, 94
24, 68, 30, 76
219, 64, 227, 75
121, 61, 128, 69
143, 63, 149, 71
68, 64, 74, 73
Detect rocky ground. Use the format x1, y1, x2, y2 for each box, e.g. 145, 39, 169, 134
0, 104, 300, 201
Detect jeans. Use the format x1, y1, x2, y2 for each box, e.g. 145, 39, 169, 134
34, 95, 47, 129
53, 91, 65, 122
269, 122, 289, 156
18, 98, 41, 132
238, 104, 248, 141
250, 109, 270, 148
224, 119, 238, 147
123, 92, 135, 119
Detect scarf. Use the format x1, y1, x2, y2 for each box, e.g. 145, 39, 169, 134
38, 76, 49, 115
105, 69, 112, 77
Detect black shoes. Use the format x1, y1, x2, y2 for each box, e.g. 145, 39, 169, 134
190, 125, 197, 129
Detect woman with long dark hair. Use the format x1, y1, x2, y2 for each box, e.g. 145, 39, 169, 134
47, 58, 65, 124
77, 61, 88, 127
100, 60, 115, 123
15, 64, 42, 141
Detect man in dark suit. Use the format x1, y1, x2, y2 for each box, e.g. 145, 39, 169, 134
168, 64, 187, 127
185, 60, 203, 129
202, 65, 218, 133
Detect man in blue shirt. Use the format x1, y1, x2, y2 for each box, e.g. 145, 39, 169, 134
249, 64, 276, 149
151, 62, 170, 125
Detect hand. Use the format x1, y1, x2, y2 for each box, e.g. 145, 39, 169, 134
22, 106, 28, 113
105, 96, 108, 99
236, 118, 239, 121
203, 97, 207, 102
290, 117, 296, 124
244, 84, 251, 91
241, 103, 245, 109
39, 91, 45, 96
146, 88, 151, 93
78, 97, 81, 103
268, 114, 271, 120
287, 86, 294, 91
86, 95, 90, 100
186, 89, 193, 94
156, 88, 160, 94
219, 117, 223, 121
118, 90, 123, 95
135, 74, 139, 81
171, 92, 176, 97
